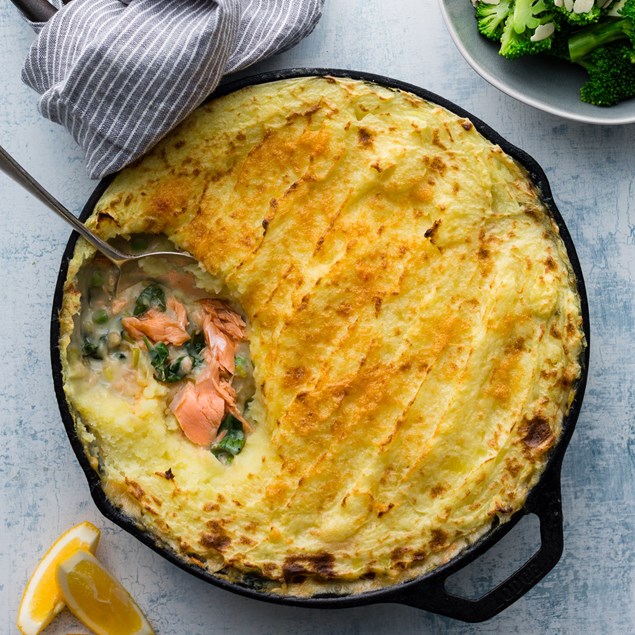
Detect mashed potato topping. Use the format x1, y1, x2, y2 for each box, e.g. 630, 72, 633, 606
59, 76, 585, 596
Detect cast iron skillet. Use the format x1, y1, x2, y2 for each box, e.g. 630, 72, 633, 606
48, 67, 590, 623
16, 0, 591, 623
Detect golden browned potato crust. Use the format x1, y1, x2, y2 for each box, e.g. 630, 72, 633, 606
59, 76, 585, 596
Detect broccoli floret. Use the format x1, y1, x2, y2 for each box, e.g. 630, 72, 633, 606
618, 0, 635, 21
498, 0, 557, 58
578, 42, 635, 105
552, 2, 602, 27
566, 0, 635, 106
470, 0, 635, 106
476, 0, 513, 41
568, 14, 635, 60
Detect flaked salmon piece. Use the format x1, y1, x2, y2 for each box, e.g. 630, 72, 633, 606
202, 312, 236, 374
215, 378, 236, 404
170, 351, 251, 446
169, 380, 225, 446
217, 318, 245, 341
122, 306, 190, 346
213, 379, 252, 432
168, 357, 226, 447
196, 362, 235, 410
195, 356, 223, 397
155, 296, 250, 447
167, 297, 188, 330
199, 299, 246, 340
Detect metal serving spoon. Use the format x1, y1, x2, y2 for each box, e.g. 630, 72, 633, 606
0, 145, 197, 271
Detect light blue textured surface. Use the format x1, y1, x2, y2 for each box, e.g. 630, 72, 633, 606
1, 2, 633, 633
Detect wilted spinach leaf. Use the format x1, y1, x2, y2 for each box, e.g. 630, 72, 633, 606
134, 282, 166, 316
185, 331, 206, 367
145, 338, 190, 383
145, 339, 169, 381
211, 414, 245, 463
166, 357, 189, 382
82, 336, 104, 360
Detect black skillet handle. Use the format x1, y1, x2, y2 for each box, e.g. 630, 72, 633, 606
395, 466, 564, 622
9, 0, 70, 22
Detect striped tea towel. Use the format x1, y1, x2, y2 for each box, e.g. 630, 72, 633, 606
22, 0, 324, 179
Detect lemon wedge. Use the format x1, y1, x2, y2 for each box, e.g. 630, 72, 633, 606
56, 550, 154, 635
17, 521, 101, 635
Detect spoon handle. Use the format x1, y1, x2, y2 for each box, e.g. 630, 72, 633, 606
0, 145, 128, 264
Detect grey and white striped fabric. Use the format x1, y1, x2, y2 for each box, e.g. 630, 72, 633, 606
22, 0, 324, 178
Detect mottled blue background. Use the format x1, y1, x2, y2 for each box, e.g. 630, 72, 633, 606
1, 1, 633, 633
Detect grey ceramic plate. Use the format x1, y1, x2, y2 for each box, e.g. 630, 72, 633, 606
438, 0, 635, 125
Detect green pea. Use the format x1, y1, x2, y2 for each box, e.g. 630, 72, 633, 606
234, 355, 250, 378
92, 308, 109, 324
90, 270, 105, 288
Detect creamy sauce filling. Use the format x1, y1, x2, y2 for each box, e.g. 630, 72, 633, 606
67, 235, 255, 463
